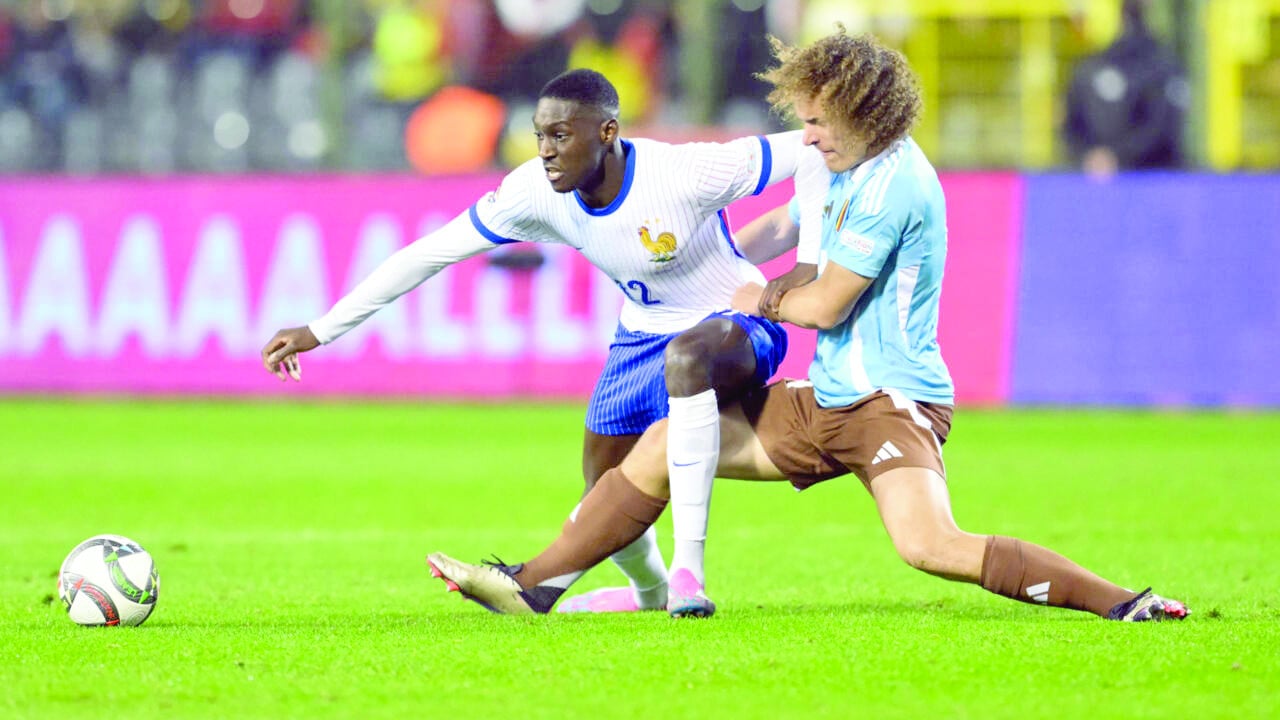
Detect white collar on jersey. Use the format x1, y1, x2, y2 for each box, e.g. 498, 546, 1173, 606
843, 137, 907, 184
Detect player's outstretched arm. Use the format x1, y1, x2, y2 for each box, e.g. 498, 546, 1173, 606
305, 211, 499, 347
261, 325, 320, 382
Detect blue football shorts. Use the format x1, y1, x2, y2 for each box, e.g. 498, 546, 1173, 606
584, 311, 788, 436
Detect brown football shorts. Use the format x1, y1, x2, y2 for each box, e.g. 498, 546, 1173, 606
738, 380, 954, 491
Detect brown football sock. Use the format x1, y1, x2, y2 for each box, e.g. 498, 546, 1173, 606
979, 536, 1136, 617
515, 467, 667, 588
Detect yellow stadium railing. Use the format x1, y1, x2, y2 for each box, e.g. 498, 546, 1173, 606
1205, 0, 1280, 169
804, 0, 1124, 168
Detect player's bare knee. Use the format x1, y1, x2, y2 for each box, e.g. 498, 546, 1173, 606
891, 533, 961, 577
892, 538, 935, 573
663, 337, 714, 396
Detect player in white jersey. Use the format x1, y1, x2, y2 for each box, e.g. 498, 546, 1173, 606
425, 31, 1189, 623
261, 69, 819, 615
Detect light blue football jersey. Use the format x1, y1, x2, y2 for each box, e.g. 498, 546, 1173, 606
791, 137, 954, 407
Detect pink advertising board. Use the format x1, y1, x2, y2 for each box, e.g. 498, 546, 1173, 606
931, 173, 1023, 405
0, 173, 1018, 402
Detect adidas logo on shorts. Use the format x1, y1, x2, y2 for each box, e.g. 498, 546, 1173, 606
871, 440, 904, 465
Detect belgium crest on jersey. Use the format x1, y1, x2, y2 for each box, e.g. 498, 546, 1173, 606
638, 226, 677, 263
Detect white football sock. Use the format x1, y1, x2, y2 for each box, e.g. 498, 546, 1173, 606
609, 526, 668, 609
667, 388, 718, 585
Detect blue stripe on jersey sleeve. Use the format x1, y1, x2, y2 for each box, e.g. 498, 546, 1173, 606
751, 135, 772, 196
468, 204, 519, 244
718, 209, 745, 259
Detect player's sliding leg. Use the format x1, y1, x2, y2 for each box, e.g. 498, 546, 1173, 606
430, 466, 668, 615
517, 466, 666, 607
558, 430, 669, 613
870, 466, 1189, 621
557, 526, 666, 613
426, 406, 787, 615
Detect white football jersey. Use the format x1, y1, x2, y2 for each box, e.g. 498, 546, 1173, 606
472, 135, 796, 334
309, 132, 806, 344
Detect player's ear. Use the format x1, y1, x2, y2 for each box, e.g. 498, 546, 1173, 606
600, 118, 619, 144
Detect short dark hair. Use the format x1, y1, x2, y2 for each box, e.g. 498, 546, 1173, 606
539, 69, 620, 119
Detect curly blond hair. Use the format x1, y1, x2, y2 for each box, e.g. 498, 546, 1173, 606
759, 27, 921, 157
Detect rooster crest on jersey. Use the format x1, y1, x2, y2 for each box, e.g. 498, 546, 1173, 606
638, 226, 678, 263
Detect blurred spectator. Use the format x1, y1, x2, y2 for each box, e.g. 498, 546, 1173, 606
204, 0, 301, 33
404, 85, 504, 173
451, 0, 586, 102
714, 0, 774, 128
567, 1, 669, 125
200, 0, 305, 57
1063, 0, 1188, 177
370, 0, 449, 102
7, 2, 86, 170
113, 0, 193, 57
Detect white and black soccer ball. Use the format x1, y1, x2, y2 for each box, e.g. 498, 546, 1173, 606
57, 535, 159, 627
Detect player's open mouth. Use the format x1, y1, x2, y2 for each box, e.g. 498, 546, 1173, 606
545, 168, 563, 182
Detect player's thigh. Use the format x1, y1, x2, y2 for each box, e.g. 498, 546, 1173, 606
617, 420, 673, 498
715, 402, 787, 481
869, 466, 960, 544
720, 312, 787, 397
582, 429, 641, 488
613, 407, 788, 497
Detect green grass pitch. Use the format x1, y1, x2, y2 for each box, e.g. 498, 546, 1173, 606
2, 399, 1277, 719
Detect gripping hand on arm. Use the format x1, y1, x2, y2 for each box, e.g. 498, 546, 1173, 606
734, 262, 873, 330
759, 263, 817, 320
732, 202, 817, 320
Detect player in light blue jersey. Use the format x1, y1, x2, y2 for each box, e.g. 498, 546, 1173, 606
791, 135, 953, 408
427, 30, 1188, 623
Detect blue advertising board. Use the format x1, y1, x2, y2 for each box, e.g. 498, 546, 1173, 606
1013, 173, 1280, 406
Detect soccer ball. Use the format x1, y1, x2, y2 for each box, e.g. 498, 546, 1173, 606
57, 535, 159, 627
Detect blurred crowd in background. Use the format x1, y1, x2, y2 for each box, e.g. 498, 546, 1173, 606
0, 0, 1276, 175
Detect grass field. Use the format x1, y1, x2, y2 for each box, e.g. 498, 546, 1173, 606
2, 399, 1278, 719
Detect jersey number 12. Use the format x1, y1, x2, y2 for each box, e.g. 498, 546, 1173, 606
615, 279, 661, 305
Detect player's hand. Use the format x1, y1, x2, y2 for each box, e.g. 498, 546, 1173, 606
761, 262, 817, 315
261, 326, 320, 382
732, 283, 766, 316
